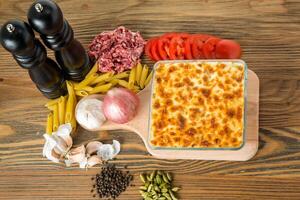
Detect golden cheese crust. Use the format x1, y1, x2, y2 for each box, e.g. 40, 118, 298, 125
150, 61, 245, 148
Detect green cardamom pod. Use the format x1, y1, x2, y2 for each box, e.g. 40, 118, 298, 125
154, 185, 160, 192
169, 190, 178, 200
157, 170, 162, 175
147, 175, 152, 182
147, 184, 153, 192
162, 193, 172, 200
158, 197, 166, 200
150, 171, 156, 180
166, 172, 172, 181
140, 174, 146, 183
140, 186, 147, 191
156, 174, 162, 184
162, 174, 170, 184
161, 188, 168, 193
171, 187, 180, 192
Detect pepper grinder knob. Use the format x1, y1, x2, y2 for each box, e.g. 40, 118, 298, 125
0, 21, 36, 59
28, 0, 91, 81
28, 1, 64, 37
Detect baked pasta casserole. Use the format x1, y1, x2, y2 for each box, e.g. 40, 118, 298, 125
150, 61, 245, 148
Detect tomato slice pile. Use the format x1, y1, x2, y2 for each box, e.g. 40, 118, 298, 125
145, 33, 242, 61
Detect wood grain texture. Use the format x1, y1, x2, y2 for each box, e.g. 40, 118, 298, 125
0, 0, 300, 199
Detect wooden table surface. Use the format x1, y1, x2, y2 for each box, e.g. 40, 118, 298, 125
1, 0, 300, 199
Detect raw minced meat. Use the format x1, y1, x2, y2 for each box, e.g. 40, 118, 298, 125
88, 26, 145, 73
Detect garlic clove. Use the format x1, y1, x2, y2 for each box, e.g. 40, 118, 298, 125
56, 123, 73, 148
79, 157, 88, 169
112, 140, 121, 157
86, 141, 103, 156
86, 155, 102, 168
97, 144, 115, 161
65, 145, 86, 166
43, 134, 60, 163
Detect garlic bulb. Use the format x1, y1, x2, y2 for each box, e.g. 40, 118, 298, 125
75, 95, 106, 131
103, 88, 139, 124
42, 123, 73, 163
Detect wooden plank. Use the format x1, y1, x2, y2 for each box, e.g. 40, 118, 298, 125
0, 0, 300, 199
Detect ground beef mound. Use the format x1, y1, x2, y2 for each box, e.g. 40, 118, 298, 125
88, 26, 145, 73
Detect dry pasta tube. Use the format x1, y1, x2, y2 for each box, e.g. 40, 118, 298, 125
89, 83, 112, 94
109, 79, 119, 87
128, 66, 136, 89
52, 104, 59, 132
96, 81, 105, 87
70, 116, 77, 135
75, 90, 89, 97
107, 71, 129, 81
90, 72, 113, 85
66, 81, 75, 97
118, 80, 139, 92
118, 79, 129, 88
74, 73, 99, 90
45, 97, 60, 109
144, 70, 153, 87
135, 62, 142, 84
65, 82, 76, 123
46, 112, 53, 134
85, 62, 98, 79
78, 86, 93, 92
58, 96, 66, 125
139, 65, 149, 88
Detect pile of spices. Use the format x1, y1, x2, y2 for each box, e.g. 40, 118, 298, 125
91, 164, 133, 199
139, 170, 180, 200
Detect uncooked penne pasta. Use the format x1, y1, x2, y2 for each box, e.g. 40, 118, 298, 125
107, 71, 129, 81
52, 104, 59, 132
144, 70, 153, 87
135, 62, 142, 84
74, 73, 99, 90
89, 83, 112, 94
70, 116, 77, 135
45, 97, 60, 108
75, 90, 89, 97
96, 81, 105, 87
85, 62, 98, 79
128, 66, 136, 89
65, 82, 76, 123
139, 65, 149, 88
90, 72, 113, 85
58, 95, 66, 125
66, 81, 75, 97
109, 79, 119, 87
78, 86, 93, 92
118, 79, 130, 89
46, 112, 53, 134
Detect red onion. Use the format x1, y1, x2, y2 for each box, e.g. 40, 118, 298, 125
103, 88, 139, 124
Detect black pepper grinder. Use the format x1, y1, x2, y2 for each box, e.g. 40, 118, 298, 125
0, 20, 67, 99
27, 0, 91, 81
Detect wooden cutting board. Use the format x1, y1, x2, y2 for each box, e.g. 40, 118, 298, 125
99, 69, 259, 161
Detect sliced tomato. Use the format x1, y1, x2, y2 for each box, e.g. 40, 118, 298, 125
184, 36, 193, 59
150, 38, 161, 61
202, 37, 221, 59
169, 33, 190, 60
158, 37, 171, 59
145, 39, 155, 60
190, 34, 211, 59
215, 39, 242, 59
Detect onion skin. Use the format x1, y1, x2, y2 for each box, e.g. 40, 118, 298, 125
103, 88, 139, 124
